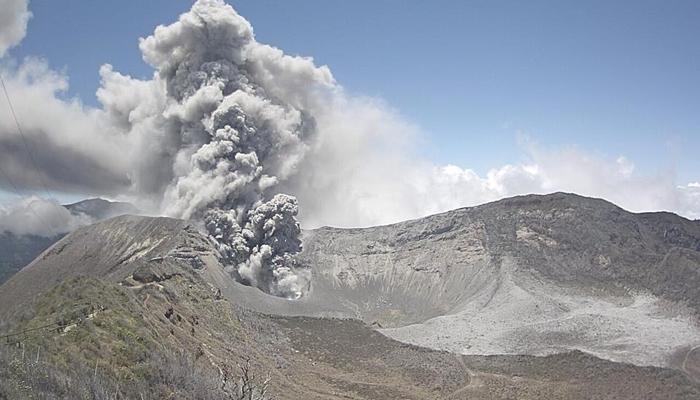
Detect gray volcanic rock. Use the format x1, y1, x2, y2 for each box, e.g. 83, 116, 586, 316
297, 193, 700, 373
300, 192, 700, 323
1, 222, 696, 399
1, 192, 699, 393
0, 215, 210, 315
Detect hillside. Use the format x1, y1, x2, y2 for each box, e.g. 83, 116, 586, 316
0, 198, 138, 285
0, 193, 699, 398
296, 193, 700, 372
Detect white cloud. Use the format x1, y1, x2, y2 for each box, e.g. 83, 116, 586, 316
291, 127, 700, 227
0, 0, 30, 57
678, 183, 700, 220
0, 58, 131, 195
0, 196, 92, 237
417, 143, 697, 223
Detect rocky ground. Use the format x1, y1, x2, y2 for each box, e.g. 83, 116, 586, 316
297, 193, 700, 377
0, 193, 699, 398
1, 257, 697, 399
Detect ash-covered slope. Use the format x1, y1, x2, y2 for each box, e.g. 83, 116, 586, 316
0, 215, 207, 317
2, 193, 699, 374
301, 192, 700, 323
298, 192, 700, 375
0, 216, 472, 399
1, 205, 698, 399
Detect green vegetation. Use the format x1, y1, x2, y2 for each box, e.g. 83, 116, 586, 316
0, 276, 273, 399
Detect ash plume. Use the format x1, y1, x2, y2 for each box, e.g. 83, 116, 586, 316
2, 0, 700, 296
117, 0, 326, 298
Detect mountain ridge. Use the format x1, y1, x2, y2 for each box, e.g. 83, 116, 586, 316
1, 192, 699, 398
0, 198, 140, 285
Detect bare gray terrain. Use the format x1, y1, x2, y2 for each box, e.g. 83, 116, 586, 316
295, 193, 700, 376
1, 192, 699, 399
0, 198, 138, 285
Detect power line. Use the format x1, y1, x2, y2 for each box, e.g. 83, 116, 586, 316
0, 73, 58, 231
0, 74, 56, 203
0, 143, 49, 229
0, 303, 101, 341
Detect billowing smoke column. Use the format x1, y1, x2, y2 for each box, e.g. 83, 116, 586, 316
130, 0, 330, 298
5, 0, 700, 266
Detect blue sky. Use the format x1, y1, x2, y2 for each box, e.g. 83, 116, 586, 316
7, 0, 700, 184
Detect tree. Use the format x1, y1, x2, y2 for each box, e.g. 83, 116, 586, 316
222, 357, 273, 400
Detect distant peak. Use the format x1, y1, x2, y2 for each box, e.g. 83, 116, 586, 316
63, 198, 139, 221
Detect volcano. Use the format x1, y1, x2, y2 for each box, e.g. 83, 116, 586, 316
1, 193, 699, 399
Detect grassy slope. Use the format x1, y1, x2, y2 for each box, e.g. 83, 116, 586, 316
1, 266, 699, 400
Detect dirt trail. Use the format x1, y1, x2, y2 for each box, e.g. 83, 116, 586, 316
448, 354, 480, 398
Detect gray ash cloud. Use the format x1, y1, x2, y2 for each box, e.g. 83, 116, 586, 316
125, 0, 325, 298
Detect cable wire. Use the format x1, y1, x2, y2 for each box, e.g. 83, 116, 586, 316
0, 74, 56, 202
0, 73, 58, 231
